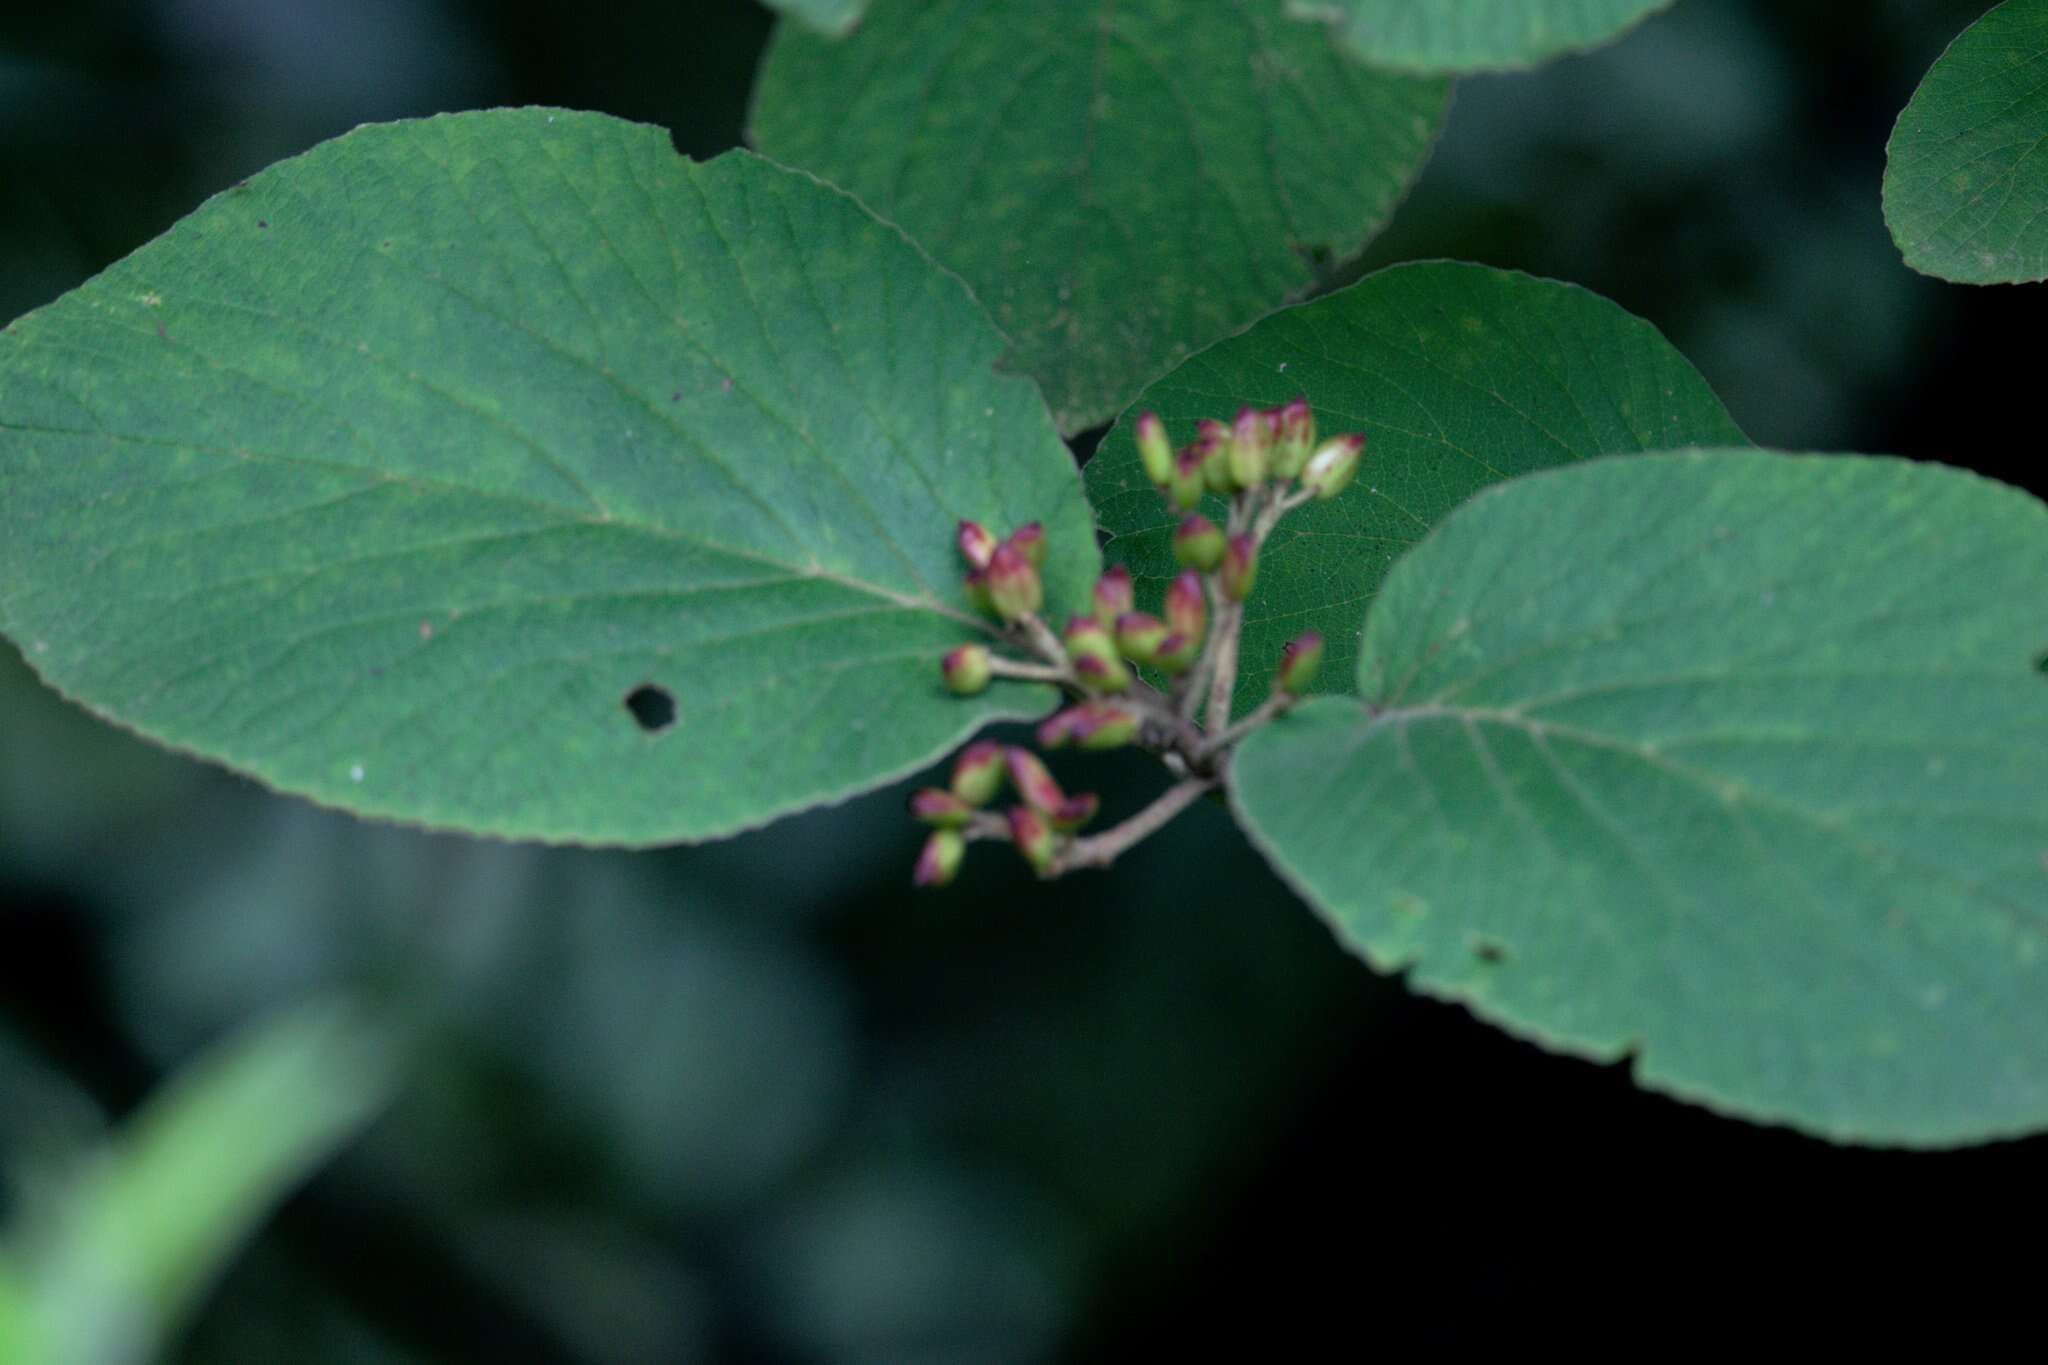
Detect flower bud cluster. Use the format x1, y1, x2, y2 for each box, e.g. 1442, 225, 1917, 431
913, 398, 1366, 886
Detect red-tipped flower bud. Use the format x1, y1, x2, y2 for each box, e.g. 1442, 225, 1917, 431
1064, 617, 1130, 693
1036, 708, 1080, 749
1004, 746, 1066, 814
1114, 611, 1169, 664
1272, 397, 1315, 479
1152, 631, 1199, 674
942, 644, 992, 695
957, 519, 997, 570
1196, 418, 1235, 494
1050, 792, 1100, 833
1006, 522, 1047, 568
1173, 514, 1227, 572
1275, 631, 1324, 696
1092, 565, 1134, 627
1302, 433, 1364, 501
1228, 405, 1272, 487
914, 828, 966, 888
1219, 534, 1258, 602
1134, 411, 1174, 487
1070, 702, 1140, 750
985, 543, 1042, 622
1169, 446, 1207, 511
1007, 805, 1058, 876
951, 740, 1006, 804
1165, 570, 1207, 646
909, 788, 975, 828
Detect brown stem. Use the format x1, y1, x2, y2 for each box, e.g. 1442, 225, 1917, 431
1198, 692, 1291, 761
1051, 778, 1218, 874
1203, 598, 1243, 736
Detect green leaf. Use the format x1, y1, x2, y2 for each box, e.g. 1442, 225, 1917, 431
764, 0, 870, 38
8, 1000, 393, 1364
1883, 0, 2048, 284
0, 109, 1096, 846
1086, 262, 1745, 718
748, 0, 1448, 433
1287, 0, 1672, 73
1231, 449, 2048, 1145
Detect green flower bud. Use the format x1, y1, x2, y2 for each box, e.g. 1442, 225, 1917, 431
1197, 418, 1235, 494
1134, 411, 1174, 487
1275, 631, 1324, 696
1050, 792, 1100, 833
1165, 570, 1207, 647
1092, 565, 1134, 627
1302, 433, 1364, 501
1168, 446, 1207, 511
1114, 611, 1169, 664
1173, 514, 1226, 572
1064, 617, 1131, 693
957, 519, 997, 570
1218, 534, 1258, 602
942, 644, 992, 695
1271, 397, 1315, 479
913, 828, 966, 888
1152, 631, 1199, 674
1004, 746, 1067, 813
963, 568, 992, 614
985, 543, 1043, 622
909, 788, 974, 827
1007, 805, 1058, 876
1228, 405, 1271, 487
1069, 702, 1140, 750
950, 740, 1006, 804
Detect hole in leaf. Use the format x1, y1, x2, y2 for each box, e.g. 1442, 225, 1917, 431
1468, 936, 1508, 965
624, 683, 676, 734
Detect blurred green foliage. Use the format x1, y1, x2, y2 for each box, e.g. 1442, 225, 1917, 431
2, 2, 2041, 1360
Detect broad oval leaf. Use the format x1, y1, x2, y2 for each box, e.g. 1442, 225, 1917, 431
749, 0, 1449, 433
0, 109, 1097, 845
1086, 262, 1745, 718
1884, 0, 2048, 284
1231, 449, 2048, 1144
1287, 0, 1672, 73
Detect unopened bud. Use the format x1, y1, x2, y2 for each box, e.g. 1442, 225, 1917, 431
1302, 433, 1364, 501
1114, 611, 1169, 664
957, 519, 997, 570
913, 828, 966, 888
1006, 522, 1047, 568
1007, 805, 1058, 876
1228, 405, 1271, 487
909, 788, 974, 827
1050, 792, 1100, 832
1197, 418, 1235, 494
951, 740, 1006, 804
1275, 631, 1324, 695
942, 644, 992, 695
1152, 631, 1199, 674
1092, 565, 1134, 627
1173, 514, 1226, 572
1036, 708, 1080, 749
985, 543, 1042, 622
1134, 411, 1174, 487
1272, 397, 1315, 479
1004, 746, 1066, 813
1065, 617, 1131, 693
1218, 534, 1258, 602
1165, 570, 1207, 646
1070, 702, 1140, 750
1168, 446, 1207, 511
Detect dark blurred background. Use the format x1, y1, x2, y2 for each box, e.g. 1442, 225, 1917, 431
2, 2, 2043, 1359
